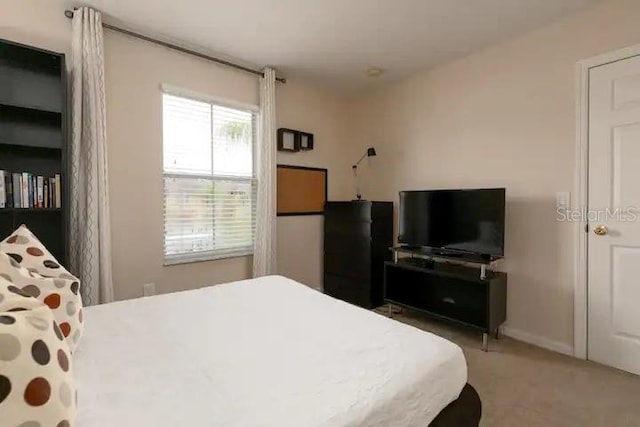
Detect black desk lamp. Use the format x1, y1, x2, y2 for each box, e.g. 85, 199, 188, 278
352, 147, 377, 200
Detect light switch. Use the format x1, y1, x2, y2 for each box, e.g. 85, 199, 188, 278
556, 192, 570, 211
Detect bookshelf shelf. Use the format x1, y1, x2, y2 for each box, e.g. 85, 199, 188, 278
0, 101, 63, 116
0, 208, 62, 213
0, 139, 63, 151
0, 104, 62, 150
0, 38, 68, 265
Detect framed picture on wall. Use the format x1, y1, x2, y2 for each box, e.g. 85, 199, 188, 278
277, 129, 299, 152
276, 165, 327, 216
299, 132, 314, 150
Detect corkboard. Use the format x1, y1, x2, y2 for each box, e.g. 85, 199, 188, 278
277, 165, 327, 216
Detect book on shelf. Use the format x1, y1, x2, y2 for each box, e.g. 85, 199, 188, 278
3, 172, 13, 208
54, 174, 61, 209
0, 170, 5, 208
36, 176, 44, 208
0, 170, 63, 209
44, 179, 49, 209
21, 172, 29, 208
12, 174, 21, 208
29, 175, 35, 208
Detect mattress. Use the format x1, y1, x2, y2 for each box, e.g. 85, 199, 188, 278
74, 275, 467, 427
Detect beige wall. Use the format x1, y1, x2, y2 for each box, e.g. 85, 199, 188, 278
0, 0, 69, 55
276, 81, 353, 289
0, 0, 351, 300
349, 0, 640, 352
106, 33, 351, 298
103, 32, 261, 300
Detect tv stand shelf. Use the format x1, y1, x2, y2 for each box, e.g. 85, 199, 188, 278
391, 245, 503, 264
383, 259, 507, 351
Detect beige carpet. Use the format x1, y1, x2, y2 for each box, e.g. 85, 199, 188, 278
381, 307, 640, 427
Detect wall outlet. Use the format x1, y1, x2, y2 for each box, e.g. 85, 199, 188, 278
143, 283, 156, 297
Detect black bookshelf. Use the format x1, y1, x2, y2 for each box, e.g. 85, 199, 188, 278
0, 38, 68, 264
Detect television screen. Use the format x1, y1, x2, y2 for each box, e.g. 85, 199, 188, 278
398, 188, 505, 256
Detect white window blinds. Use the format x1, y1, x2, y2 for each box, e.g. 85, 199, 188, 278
162, 92, 257, 264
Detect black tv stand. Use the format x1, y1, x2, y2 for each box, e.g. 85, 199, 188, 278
435, 251, 464, 258
384, 247, 507, 351
400, 245, 422, 251
396, 245, 501, 264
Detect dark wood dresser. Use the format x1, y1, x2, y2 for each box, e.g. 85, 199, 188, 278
324, 201, 393, 308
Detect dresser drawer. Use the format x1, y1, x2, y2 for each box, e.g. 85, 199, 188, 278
324, 246, 371, 279
324, 274, 370, 308
325, 202, 371, 222
324, 233, 371, 256
324, 218, 371, 240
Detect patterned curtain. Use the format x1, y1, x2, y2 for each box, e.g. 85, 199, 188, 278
253, 68, 277, 276
69, 7, 114, 305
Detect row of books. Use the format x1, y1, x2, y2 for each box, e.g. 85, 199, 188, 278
0, 171, 62, 209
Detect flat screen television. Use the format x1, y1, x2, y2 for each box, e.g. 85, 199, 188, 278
398, 188, 505, 257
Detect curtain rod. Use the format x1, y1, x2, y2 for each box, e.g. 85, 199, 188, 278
64, 9, 286, 83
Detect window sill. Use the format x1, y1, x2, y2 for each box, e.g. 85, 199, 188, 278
163, 250, 253, 266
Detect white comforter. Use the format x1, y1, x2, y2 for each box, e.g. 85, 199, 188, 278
75, 275, 467, 427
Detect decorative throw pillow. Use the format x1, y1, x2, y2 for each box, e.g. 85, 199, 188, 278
0, 252, 84, 353
0, 225, 77, 280
0, 277, 76, 427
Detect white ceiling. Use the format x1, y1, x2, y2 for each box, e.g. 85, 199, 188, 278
64, 0, 603, 91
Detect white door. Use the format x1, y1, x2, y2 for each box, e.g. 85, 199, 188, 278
588, 54, 640, 375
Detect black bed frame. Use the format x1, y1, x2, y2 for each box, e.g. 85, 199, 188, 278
429, 383, 481, 426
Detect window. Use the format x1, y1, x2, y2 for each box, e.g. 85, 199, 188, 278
162, 90, 257, 264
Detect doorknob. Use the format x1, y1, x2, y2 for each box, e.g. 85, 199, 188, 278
594, 225, 608, 236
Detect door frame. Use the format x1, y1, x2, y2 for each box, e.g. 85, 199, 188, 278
574, 43, 640, 359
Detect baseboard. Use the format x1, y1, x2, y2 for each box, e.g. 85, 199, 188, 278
500, 326, 574, 356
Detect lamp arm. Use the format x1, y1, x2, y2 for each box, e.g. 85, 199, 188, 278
352, 152, 367, 168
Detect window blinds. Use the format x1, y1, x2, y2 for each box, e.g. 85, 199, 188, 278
162, 93, 256, 264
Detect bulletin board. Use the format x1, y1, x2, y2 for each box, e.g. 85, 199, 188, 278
277, 165, 328, 216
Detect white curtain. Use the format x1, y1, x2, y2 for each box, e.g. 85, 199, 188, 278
253, 68, 277, 277
69, 7, 114, 305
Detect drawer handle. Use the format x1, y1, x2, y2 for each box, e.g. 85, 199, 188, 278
442, 297, 456, 305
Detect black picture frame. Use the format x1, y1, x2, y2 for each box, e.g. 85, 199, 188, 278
277, 128, 300, 152
299, 132, 314, 150
277, 128, 314, 152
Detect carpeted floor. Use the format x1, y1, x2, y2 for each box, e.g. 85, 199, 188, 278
381, 306, 640, 427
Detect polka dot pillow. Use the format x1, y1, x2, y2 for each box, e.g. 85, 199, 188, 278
0, 225, 77, 280
0, 277, 76, 427
0, 251, 83, 353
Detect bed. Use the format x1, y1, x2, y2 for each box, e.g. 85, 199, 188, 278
74, 275, 480, 426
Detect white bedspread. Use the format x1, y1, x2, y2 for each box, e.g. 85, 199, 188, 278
75, 275, 467, 427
